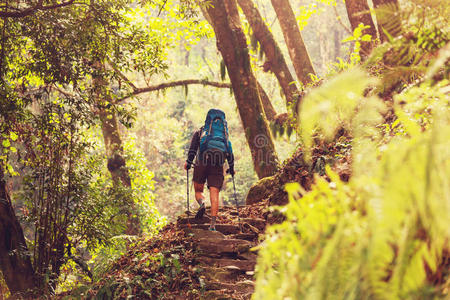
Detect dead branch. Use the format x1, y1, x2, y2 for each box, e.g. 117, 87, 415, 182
334, 5, 352, 35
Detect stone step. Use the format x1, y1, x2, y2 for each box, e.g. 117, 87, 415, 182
236, 251, 258, 262
241, 223, 260, 235
205, 280, 254, 294
201, 266, 247, 282
221, 205, 247, 210
181, 224, 242, 235
196, 238, 252, 256
183, 228, 225, 240
202, 289, 233, 300
177, 217, 211, 225
195, 257, 256, 272
241, 218, 266, 231
227, 233, 257, 242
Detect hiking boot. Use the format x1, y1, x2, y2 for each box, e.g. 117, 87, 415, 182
195, 203, 206, 219
208, 226, 216, 231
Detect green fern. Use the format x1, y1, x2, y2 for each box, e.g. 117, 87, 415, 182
254, 3, 449, 299
253, 63, 449, 299
365, 0, 449, 95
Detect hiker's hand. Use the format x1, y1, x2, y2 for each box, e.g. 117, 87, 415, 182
184, 161, 191, 170
227, 166, 235, 176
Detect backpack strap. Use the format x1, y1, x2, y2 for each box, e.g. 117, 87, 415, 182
222, 119, 230, 155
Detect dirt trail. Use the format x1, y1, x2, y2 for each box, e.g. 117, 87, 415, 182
175, 205, 266, 299
85, 204, 269, 299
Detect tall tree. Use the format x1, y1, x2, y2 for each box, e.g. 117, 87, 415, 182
344, 0, 378, 57
372, 0, 402, 42
203, 0, 278, 178
270, 0, 316, 86
0, 166, 37, 297
237, 0, 300, 109
99, 108, 141, 235
93, 63, 140, 235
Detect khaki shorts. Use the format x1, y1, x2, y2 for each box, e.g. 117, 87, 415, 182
193, 162, 224, 189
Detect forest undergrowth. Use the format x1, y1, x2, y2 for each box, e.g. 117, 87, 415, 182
1, 0, 448, 299
71, 8, 449, 298
253, 14, 450, 298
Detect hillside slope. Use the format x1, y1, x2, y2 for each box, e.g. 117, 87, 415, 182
75, 204, 269, 299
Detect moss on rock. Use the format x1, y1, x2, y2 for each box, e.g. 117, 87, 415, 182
245, 175, 278, 205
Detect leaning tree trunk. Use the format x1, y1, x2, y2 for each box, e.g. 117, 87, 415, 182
0, 166, 37, 297
205, 0, 278, 179
200, 2, 276, 123
238, 0, 300, 109
344, 0, 378, 58
270, 0, 316, 86
257, 81, 276, 122
93, 63, 140, 236
372, 0, 401, 42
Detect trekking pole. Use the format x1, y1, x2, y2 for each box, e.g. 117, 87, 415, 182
186, 168, 190, 215
231, 175, 242, 232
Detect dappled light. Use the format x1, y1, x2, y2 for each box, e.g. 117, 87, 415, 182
0, 0, 448, 299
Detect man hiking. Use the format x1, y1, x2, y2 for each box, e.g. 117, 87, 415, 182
184, 109, 235, 231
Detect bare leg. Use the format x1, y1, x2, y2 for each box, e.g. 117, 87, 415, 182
194, 182, 205, 205
210, 187, 220, 217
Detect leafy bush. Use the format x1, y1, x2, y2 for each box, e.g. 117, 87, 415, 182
123, 137, 166, 234
253, 61, 449, 298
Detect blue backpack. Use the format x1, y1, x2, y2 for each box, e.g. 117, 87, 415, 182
199, 109, 232, 155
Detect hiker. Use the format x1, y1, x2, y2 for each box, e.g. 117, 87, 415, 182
184, 109, 235, 231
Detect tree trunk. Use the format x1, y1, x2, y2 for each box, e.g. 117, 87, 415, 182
237, 0, 300, 108
204, 0, 278, 179
93, 63, 140, 235
270, 0, 315, 86
334, 29, 341, 60
99, 108, 140, 236
257, 81, 276, 122
344, 0, 377, 57
99, 109, 131, 188
0, 166, 37, 297
372, 0, 401, 42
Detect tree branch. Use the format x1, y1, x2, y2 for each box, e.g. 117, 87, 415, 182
0, 0, 75, 18
107, 59, 138, 91
118, 79, 232, 102
334, 5, 352, 35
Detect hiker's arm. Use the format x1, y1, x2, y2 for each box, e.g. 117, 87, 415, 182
186, 130, 200, 168
226, 141, 235, 175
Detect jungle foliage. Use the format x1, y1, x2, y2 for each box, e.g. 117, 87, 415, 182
253, 1, 450, 298
0, 0, 203, 294
1, 0, 448, 298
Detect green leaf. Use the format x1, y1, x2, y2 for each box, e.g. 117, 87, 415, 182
10, 132, 18, 141
361, 34, 372, 42
342, 36, 355, 43
2, 139, 10, 148
354, 27, 362, 38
